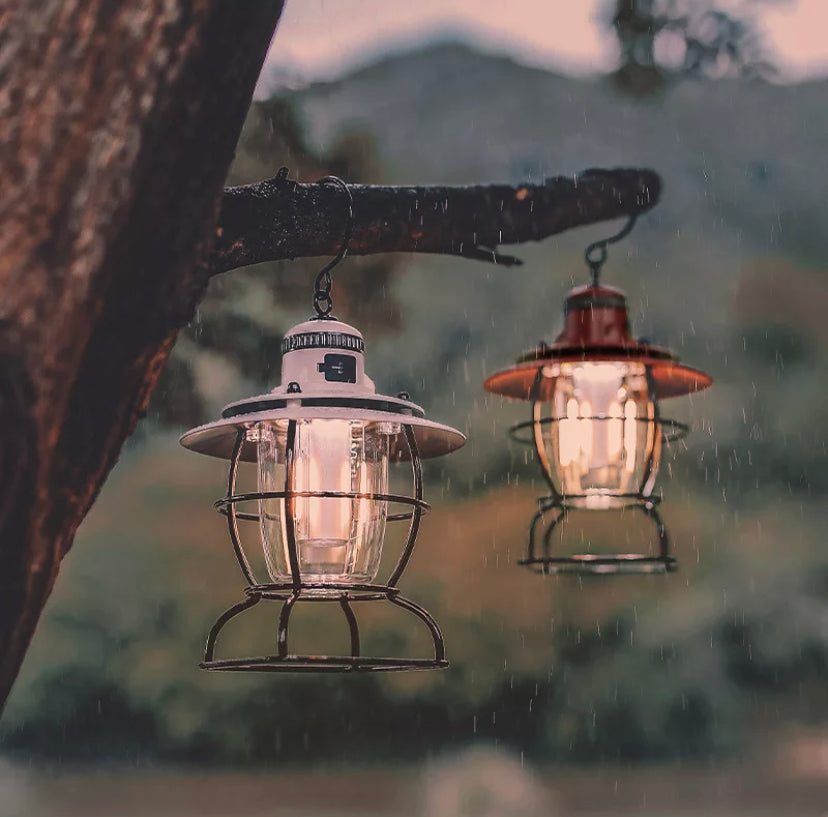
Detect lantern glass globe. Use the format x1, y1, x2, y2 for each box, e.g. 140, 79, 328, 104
256, 419, 398, 584
533, 361, 661, 509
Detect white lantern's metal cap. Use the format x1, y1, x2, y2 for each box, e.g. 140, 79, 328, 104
180, 317, 465, 462
277, 317, 373, 397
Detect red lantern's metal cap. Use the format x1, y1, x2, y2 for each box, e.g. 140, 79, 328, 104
555, 283, 637, 348
484, 284, 713, 401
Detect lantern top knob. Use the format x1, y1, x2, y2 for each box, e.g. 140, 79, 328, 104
563, 283, 627, 311
276, 317, 373, 397
556, 284, 632, 348
282, 317, 364, 346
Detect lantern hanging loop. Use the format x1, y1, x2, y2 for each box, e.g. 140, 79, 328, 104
584, 213, 638, 287
312, 175, 354, 319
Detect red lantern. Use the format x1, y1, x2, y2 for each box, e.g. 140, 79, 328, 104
485, 221, 712, 574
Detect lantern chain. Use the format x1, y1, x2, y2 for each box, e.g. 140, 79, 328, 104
312, 175, 354, 319
584, 213, 638, 287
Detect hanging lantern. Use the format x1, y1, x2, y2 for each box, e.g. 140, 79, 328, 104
483, 217, 712, 574
181, 177, 465, 671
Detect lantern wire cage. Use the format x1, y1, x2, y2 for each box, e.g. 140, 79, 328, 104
484, 215, 711, 576
201, 423, 447, 672
506, 365, 690, 575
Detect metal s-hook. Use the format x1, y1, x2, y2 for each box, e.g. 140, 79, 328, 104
312, 175, 354, 319
584, 213, 638, 288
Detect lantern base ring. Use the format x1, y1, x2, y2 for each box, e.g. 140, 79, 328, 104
244, 581, 403, 601
200, 656, 448, 673
200, 585, 447, 673
519, 554, 677, 576
519, 493, 677, 575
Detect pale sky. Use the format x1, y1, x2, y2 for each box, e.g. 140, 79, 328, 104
260, 0, 828, 90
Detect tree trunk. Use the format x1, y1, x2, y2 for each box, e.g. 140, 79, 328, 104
0, 0, 286, 707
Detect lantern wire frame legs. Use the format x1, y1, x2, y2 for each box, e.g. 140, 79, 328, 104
510, 408, 689, 576
520, 493, 675, 575
201, 424, 448, 673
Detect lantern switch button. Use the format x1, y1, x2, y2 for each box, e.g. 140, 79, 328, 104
318, 353, 357, 383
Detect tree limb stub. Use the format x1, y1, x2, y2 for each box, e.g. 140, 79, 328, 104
213, 168, 661, 273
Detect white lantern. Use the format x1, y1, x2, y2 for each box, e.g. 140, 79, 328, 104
181, 317, 465, 671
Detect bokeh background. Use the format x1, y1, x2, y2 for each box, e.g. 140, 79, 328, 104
2, 1, 827, 814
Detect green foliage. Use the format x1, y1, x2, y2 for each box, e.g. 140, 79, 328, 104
3, 439, 826, 764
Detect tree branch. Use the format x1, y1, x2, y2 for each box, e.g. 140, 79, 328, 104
212, 167, 661, 273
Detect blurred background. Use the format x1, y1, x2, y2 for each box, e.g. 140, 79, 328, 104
2, 1, 827, 814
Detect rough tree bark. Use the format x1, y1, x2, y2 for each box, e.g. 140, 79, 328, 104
0, 1, 661, 709
0, 0, 287, 707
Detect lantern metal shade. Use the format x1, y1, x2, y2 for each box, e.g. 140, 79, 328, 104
483, 285, 712, 401
483, 284, 712, 575
484, 356, 711, 402
182, 318, 465, 672
180, 397, 464, 463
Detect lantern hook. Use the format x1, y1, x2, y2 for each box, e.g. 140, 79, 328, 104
312, 175, 354, 319
584, 213, 638, 287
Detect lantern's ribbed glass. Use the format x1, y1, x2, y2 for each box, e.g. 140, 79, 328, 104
256, 419, 395, 584
534, 361, 660, 509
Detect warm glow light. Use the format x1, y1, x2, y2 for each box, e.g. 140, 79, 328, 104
290, 419, 354, 547
257, 419, 393, 583
535, 361, 660, 508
